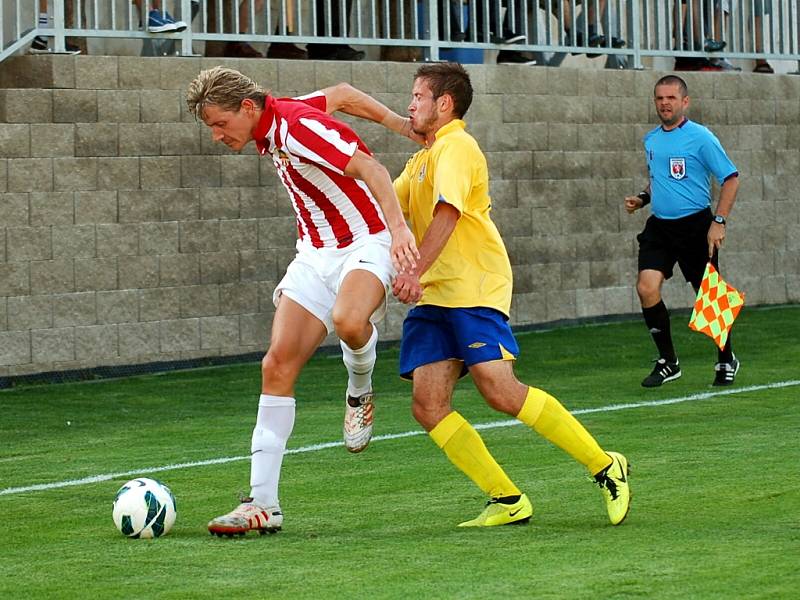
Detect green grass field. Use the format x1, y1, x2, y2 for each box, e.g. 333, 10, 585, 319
2, 305, 799, 599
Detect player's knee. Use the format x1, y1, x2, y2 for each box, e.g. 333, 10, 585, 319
411, 398, 444, 431
332, 313, 367, 348
483, 392, 521, 416
261, 351, 293, 387
636, 279, 659, 303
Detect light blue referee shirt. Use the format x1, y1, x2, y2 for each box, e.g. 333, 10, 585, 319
643, 118, 738, 220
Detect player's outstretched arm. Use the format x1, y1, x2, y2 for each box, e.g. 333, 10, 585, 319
321, 82, 425, 145
345, 149, 419, 273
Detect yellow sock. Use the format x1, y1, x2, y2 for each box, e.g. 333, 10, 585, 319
429, 411, 520, 499
517, 387, 611, 475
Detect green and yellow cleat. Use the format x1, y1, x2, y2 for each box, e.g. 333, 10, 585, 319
458, 493, 533, 527
594, 451, 631, 525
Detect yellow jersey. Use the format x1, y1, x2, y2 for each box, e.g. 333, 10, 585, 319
393, 119, 513, 316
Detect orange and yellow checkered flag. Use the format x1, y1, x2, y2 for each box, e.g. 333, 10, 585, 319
689, 262, 744, 350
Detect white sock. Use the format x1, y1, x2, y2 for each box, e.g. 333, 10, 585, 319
39, 12, 49, 27
340, 323, 378, 398
249, 394, 295, 508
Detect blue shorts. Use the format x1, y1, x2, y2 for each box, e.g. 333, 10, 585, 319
399, 305, 519, 380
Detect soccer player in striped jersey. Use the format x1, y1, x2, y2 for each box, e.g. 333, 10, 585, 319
322, 63, 631, 528
186, 66, 418, 536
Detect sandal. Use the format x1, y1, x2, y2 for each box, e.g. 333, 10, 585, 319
753, 61, 774, 73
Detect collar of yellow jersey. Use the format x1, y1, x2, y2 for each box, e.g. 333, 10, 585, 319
434, 119, 466, 141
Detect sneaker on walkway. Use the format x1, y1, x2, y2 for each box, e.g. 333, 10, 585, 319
674, 56, 705, 71
308, 44, 365, 61
713, 355, 740, 386
497, 50, 537, 65
30, 36, 82, 55
343, 390, 374, 453
495, 32, 526, 44
641, 358, 681, 388
458, 494, 533, 527
29, 35, 49, 53
593, 451, 631, 526
710, 58, 741, 71
266, 42, 307, 59
225, 41, 264, 58
147, 9, 187, 33
698, 58, 724, 71
208, 497, 282, 537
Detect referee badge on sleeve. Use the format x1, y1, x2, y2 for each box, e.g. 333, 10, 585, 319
669, 157, 686, 180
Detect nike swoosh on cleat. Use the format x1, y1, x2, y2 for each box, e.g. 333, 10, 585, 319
509, 507, 523, 517
616, 459, 627, 483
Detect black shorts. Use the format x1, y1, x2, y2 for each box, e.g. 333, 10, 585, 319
637, 208, 719, 289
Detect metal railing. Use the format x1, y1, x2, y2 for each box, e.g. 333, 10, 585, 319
2, 1, 799, 69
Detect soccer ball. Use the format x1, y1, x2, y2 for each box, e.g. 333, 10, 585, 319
112, 478, 177, 539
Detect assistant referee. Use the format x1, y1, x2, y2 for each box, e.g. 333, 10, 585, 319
625, 75, 740, 388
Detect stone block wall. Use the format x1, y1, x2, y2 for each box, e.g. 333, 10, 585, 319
0, 54, 798, 378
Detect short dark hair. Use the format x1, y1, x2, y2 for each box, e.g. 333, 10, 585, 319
654, 75, 688, 97
414, 62, 473, 118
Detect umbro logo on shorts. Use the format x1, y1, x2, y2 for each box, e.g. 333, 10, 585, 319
468, 342, 486, 349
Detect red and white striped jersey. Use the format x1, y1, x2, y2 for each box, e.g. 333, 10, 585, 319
253, 92, 387, 249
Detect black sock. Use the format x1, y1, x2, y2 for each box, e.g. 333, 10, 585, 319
718, 333, 733, 363
496, 495, 521, 505
642, 301, 677, 363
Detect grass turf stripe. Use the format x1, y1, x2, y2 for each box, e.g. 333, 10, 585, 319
2, 379, 797, 497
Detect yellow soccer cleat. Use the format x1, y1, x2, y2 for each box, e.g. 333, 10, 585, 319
458, 493, 533, 527
593, 451, 631, 525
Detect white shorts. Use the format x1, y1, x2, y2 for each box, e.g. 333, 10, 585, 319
273, 231, 395, 334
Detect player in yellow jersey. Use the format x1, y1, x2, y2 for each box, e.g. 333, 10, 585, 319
322, 63, 630, 527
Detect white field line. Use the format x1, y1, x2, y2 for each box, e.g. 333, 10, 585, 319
2, 380, 798, 497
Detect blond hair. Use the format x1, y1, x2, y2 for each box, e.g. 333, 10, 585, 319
186, 66, 267, 119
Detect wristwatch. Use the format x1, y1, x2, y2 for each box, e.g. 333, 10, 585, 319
713, 214, 726, 226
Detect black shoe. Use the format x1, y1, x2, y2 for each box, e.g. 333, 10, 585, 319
586, 34, 605, 58
31, 36, 81, 55
497, 50, 536, 65
308, 44, 364, 61
641, 359, 681, 388
266, 42, 307, 60
713, 355, 739, 386
568, 31, 602, 57
674, 57, 705, 71
704, 38, 726, 52
498, 32, 526, 44
224, 41, 264, 58
698, 58, 724, 71
29, 35, 49, 53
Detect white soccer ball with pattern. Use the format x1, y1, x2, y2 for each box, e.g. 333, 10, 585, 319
112, 478, 177, 538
